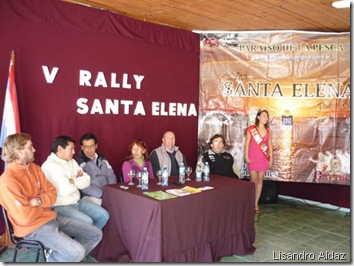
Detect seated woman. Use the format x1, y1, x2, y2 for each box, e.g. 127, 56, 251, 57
197, 134, 239, 179
122, 138, 155, 183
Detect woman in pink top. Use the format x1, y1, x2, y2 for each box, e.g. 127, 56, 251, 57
122, 138, 155, 183
245, 109, 273, 212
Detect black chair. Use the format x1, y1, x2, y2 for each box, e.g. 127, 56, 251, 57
1, 206, 46, 262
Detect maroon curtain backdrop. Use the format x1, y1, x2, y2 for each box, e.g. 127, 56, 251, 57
0, 0, 349, 214
0, 0, 200, 180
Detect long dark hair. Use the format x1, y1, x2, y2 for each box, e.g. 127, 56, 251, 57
255, 109, 269, 128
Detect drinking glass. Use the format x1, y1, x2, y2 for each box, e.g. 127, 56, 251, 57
186, 166, 192, 181
156, 170, 162, 185
136, 171, 142, 188
128, 169, 135, 185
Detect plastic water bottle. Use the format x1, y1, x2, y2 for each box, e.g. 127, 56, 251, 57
203, 161, 210, 182
179, 162, 186, 184
162, 165, 169, 186
196, 162, 202, 182
141, 166, 149, 190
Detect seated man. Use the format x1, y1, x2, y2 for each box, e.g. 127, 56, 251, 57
41, 135, 109, 229
150, 131, 188, 177
198, 134, 240, 178
76, 133, 117, 206
0, 133, 102, 262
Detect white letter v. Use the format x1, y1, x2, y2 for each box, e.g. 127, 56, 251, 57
42, 65, 59, 84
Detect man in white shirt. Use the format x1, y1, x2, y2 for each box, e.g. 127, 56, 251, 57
41, 135, 109, 229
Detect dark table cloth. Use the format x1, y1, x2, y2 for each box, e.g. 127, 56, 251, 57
93, 174, 256, 262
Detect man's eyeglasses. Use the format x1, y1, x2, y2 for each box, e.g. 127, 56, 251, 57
82, 144, 96, 150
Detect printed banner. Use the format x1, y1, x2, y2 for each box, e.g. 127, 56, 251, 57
198, 31, 350, 185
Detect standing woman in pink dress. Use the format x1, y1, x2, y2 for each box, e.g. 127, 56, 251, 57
245, 109, 273, 212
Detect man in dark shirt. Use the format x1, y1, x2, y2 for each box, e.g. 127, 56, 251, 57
199, 134, 239, 178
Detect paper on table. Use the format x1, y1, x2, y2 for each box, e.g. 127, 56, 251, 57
198, 186, 214, 191
165, 189, 190, 197
182, 186, 202, 193
143, 190, 178, 200
166, 186, 202, 197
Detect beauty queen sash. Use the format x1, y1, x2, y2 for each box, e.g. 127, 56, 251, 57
247, 125, 270, 161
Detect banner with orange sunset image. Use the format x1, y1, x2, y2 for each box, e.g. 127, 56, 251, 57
197, 31, 350, 185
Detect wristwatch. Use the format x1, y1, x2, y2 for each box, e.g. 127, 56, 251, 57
37, 197, 43, 206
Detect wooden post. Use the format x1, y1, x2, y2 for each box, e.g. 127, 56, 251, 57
0, 232, 8, 254
1, 228, 14, 249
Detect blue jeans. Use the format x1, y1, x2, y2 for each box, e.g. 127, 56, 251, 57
24, 215, 102, 262
52, 198, 109, 229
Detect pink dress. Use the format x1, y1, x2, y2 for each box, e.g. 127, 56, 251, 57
247, 128, 270, 172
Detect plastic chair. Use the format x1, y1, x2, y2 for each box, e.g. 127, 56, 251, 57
1, 206, 46, 262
